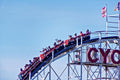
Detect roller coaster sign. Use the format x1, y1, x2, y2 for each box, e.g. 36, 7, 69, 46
87, 48, 120, 64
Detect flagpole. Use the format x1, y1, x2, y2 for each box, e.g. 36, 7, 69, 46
106, 4, 108, 37
117, 2, 120, 38
118, 10, 120, 38
117, 2, 120, 79
105, 4, 108, 80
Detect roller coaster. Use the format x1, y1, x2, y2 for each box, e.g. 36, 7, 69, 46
18, 3, 120, 80
18, 31, 120, 80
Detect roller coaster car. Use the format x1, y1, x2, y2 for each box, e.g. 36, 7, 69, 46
18, 57, 40, 80
40, 48, 54, 62
83, 34, 90, 41
65, 38, 75, 47
65, 34, 90, 47
23, 61, 43, 80
21, 41, 65, 80
54, 41, 64, 53
21, 56, 46, 80
18, 63, 32, 80
18, 70, 25, 80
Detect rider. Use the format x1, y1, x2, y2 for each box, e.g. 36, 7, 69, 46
57, 40, 64, 51
40, 48, 47, 61
86, 29, 91, 40
74, 33, 78, 44
69, 35, 74, 45
78, 31, 84, 43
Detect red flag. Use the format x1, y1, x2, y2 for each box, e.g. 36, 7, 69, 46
101, 7, 106, 18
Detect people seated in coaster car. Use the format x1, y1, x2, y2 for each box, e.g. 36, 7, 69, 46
40, 48, 48, 61
31, 57, 40, 67
65, 30, 91, 47
65, 32, 83, 47
40, 53, 44, 61
57, 40, 64, 51
84, 29, 91, 41
73, 33, 78, 44
18, 64, 30, 80
18, 68, 24, 79
45, 46, 54, 59
40, 46, 56, 63
22, 57, 40, 80
65, 35, 75, 47
78, 31, 84, 42
21, 57, 40, 79
54, 40, 64, 53
18, 30, 91, 80
78, 30, 91, 42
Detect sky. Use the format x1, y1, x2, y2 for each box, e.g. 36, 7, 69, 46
0, 0, 119, 80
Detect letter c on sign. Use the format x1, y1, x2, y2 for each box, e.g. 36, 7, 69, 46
111, 50, 120, 64
87, 48, 98, 63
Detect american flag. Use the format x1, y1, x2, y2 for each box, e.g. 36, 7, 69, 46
101, 7, 106, 18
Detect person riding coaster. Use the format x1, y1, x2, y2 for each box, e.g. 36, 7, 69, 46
18, 56, 40, 80
65, 35, 75, 47
54, 40, 64, 54
65, 30, 91, 47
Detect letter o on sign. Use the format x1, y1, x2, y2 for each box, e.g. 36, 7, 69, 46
87, 48, 98, 63
111, 50, 120, 64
